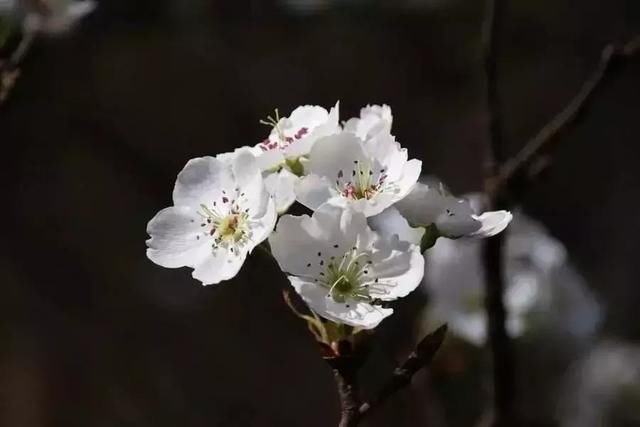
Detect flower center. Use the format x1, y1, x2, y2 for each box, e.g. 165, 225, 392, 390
334, 159, 391, 200
303, 246, 399, 306
325, 260, 364, 303
217, 214, 246, 242
197, 190, 252, 252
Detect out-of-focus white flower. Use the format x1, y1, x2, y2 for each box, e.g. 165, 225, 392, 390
343, 104, 393, 141
269, 204, 424, 329
22, 0, 95, 35
296, 131, 421, 217
0, 0, 15, 15
396, 182, 512, 239
146, 151, 277, 285
560, 340, 640, 427
422, 203, 600, 346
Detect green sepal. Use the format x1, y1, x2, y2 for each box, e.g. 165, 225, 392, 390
284, 157, 305, 177
420, 223, 441, 252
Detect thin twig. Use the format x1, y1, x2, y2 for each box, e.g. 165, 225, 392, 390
482, 0, 507, 172
358, 324, 447, 419
499, 35, 640, 186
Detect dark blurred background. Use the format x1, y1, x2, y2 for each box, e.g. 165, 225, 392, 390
1, 0, 639, 426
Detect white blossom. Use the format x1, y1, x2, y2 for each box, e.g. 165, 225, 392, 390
395, 182, 512, 238
244, 102, 340, 213
146, 151, 277, 285
343, 104, 393, 141
560, 340, 640, 427
256, 102, 340, 170
422, 207, 600, 345
296, 130, 421, 217
0, 0, 15, 15
269, 204, 424, 329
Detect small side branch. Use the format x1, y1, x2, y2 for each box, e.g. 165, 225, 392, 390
499, 35, 640, 186
358, 324, 447, 419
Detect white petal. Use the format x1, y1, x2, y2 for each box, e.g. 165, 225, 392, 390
469, 210, 513, 238
146, 206, 211, 268
264, 169, 298, 214
344, 104, 392, 140
231, 149, 265, 214
216, 145, 262, 164
192, 249, 247, 286
395, 182, 447, 226
295, 174, 337, 211
172, 156, 233, 207
435, 197, 481, 237
314, 203, 369, 245
269, 214, 321, 276
394, 158, 422, 200
306, 132, 368, 178
284, 101, 341, 159
254, 148, 286, 171
364, 131, 407, 182
368, 207, 425, 246
367, 241, 424, 300
289, 276, 393, 329
246, 195, 277, 252
269, 204, 366, 276
289, 105, 330, 129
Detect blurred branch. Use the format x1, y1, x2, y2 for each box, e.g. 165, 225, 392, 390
481, 0, 517, 426
482, 0, 507, 171
0, 32, 35, 106
482, 6, 640, 422
499, 35, 640, 187
358, 324, 447, 420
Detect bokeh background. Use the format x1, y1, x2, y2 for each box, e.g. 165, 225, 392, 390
1, 0, 639, 426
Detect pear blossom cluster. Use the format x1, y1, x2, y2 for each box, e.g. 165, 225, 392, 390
146, 102, 513, 330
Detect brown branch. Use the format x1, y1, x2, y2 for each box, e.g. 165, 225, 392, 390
358, 324, 447, 420
499, 35, 640, 186
332, 359, 360, 427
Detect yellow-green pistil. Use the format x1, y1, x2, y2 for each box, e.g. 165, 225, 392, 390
322, 252, 375, 304
199, 202, 250, 250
